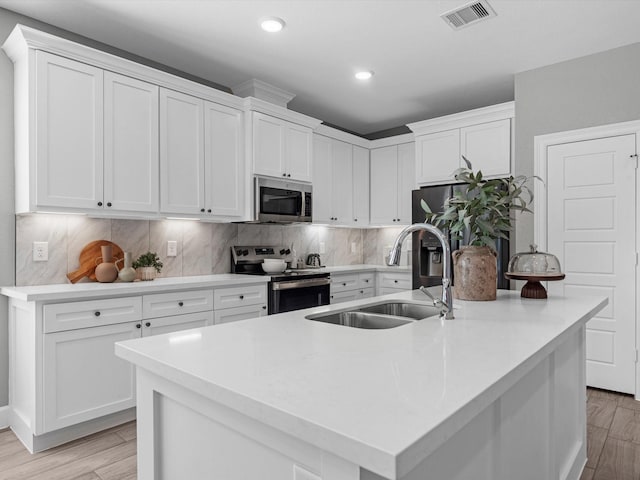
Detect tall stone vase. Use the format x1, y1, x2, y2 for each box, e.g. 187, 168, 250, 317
452, 245, 497, 301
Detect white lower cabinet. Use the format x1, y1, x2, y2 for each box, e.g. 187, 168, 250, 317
213, 284, 268, 323
43, 322, 139, 432
330, 272, 376, 304
142, 311, 213, 336
376, 271, 412, 296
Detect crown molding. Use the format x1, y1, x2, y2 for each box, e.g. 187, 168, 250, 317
232, 79, 296, 108
243, 97, 322, 129
2, 24, 245, 110
407, 101, 514, 136
369, 133, 415, 149
314, 124, 370, 148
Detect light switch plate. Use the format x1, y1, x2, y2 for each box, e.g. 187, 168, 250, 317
33, 241, 48, 262
167, 240, 178, 257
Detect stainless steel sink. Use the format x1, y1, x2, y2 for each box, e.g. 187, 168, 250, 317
305, 301, 440, 329
305, 311, 413, 329
356, 302, 441, 320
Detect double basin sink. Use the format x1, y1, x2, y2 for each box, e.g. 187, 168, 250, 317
305, 301, 441, 329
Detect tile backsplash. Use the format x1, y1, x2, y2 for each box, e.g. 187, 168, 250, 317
15, 215, 410, 286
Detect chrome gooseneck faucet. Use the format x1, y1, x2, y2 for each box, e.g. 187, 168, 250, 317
387, 223, 454, 319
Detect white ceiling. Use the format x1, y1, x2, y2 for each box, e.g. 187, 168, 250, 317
2, 0, 640, 136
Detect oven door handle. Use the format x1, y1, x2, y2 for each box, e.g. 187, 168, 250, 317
271, 277, 331, 291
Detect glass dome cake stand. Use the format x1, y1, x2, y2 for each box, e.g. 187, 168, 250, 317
504, 245, 565, 299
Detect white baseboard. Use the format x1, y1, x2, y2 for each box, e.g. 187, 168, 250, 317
0, 405, 9, 429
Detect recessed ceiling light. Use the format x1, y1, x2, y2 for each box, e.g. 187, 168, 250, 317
260, 17, 285, 33
355, 71, 374, 80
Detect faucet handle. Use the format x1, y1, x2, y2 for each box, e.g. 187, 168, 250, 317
419, 286, 451, 317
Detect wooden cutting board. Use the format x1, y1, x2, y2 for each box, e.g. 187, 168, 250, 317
67, 240, 124, 283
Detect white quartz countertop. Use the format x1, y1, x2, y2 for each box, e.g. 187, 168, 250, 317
0, 274, 270, 302
0, 265, 409, 302
115, 289, 606, 479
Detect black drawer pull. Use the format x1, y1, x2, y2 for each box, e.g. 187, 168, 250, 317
178, 301, 184, 307
136, 324, 141, 329
94, 311, 100, 317
394, 280, 398, 283
97, 201, 103, 207
107, 202, 112, 207
262, 305, 267, 309
239, 295, 244, 300
342, 282, 346, 286
145, 322, 151, 327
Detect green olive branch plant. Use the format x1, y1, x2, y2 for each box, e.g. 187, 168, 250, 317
421, 156, 542, 249
132, 251, 163, 273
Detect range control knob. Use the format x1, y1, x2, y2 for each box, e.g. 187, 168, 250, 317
279, 249, 286, 255
236, 249, 244, 256
285, 249, 291, 255
242, 249, 249, 256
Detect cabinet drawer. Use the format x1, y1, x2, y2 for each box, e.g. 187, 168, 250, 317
214, 284, 266, 310
330, 274, 359, 293
358, 273, 375, 288
143, 289, 213, 319
142, 311, 214, 336
214, 304, 267, 324
379, 273, 412, 290
44, 297, 142, 333
330, 290, 361, 304
379, 287, 409, 296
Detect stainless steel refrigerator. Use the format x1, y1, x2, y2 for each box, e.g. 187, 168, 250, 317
411, 185, 511, 290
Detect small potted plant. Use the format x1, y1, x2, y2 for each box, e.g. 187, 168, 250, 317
421, 156, 537, 300
132, 251, 163, 281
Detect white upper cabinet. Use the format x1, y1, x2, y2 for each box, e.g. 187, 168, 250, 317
352, 145, 370, 225
252, 112, 313, 182
204, 101, 244, 218
35, 51, 104, 210
370, 142, 415, 225
160, 89, 205, 215
312, 135, 356, 226
160, 89, 245, 219
460, 119, 511, 178
409, 102, 514, 186
104, 72, 159, 213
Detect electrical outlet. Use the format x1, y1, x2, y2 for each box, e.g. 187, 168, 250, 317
167, 240, 178, 257
33, 241, 48, 262
319, 241, 326, 254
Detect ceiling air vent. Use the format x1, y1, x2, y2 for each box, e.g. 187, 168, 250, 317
441, 0, 497, 30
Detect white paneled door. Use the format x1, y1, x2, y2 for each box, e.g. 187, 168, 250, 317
547, 134, 637, 394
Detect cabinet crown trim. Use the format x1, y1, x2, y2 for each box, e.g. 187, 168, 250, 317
2, 24, 245, 110
244, 97, 322, 129
407, 101, 514, 136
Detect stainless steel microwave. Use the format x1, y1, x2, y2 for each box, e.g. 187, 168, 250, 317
255, 177, 312, 223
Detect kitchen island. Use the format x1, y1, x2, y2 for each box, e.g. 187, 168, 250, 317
115, 289, 606, 480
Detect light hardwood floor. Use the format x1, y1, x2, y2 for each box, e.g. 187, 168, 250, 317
0, 421, 136, 480
0, 388, 638, 479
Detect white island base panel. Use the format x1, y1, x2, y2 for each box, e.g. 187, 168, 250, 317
132, 322, 587, 480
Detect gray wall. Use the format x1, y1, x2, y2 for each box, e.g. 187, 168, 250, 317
514, 42, 640, 254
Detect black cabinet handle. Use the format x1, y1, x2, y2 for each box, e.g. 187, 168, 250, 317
365, 279, 369, 283
97, 202, 103, 207
360, 290, 364, 294
107, 202, 112, 207
178, 301, 184, 307
239, 295, 244, 300
394, 280, 398, 283
354, 218, 357, 221
207, 209, 211, 213
287, 174, 291, 177
282, 173, 287, 177
145, 322, 151, 327
200, 208, 205, 212
94, 311, 100, 317
136, 323, 141, 329
262, 305, 267, 309
342, 282, 346, 286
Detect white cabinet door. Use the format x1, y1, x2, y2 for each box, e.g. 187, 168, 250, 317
415, 129, 460, 185
460, 119, 511, 178
312, 135, 333, 223
214, 304, 267, 324
286, 123, 313, 182
35, 51, 104, 210
370, 146, 399, 225
352, 145, 370, 225
204, 101, 244, 217
397, 142, 415, 224
104, 72, 159, 213
43, 322, 139, 432
160, 88, 205, 215
332, 139, 353, 225
142, 311, 214, 336
253, 112, 285, 179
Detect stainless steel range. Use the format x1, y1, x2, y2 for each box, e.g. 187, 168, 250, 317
231, 246, 330, 314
